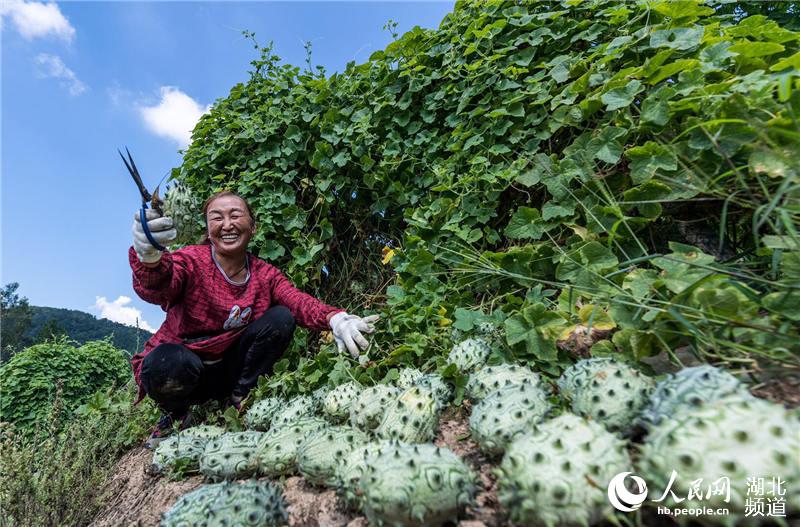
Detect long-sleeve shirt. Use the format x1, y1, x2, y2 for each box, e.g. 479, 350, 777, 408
128, 244, 343, 401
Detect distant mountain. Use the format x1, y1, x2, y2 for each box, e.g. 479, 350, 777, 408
26, 306, 154, 357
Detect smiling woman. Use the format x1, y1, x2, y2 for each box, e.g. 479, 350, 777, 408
128, 190, 379, 447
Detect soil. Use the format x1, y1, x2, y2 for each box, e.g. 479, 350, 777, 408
89, 449, 203, 527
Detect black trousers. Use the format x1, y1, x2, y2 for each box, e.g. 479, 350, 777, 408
140, 306, 296, 415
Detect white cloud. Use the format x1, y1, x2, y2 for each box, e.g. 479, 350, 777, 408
138, 86, 209, 148
0, 0, 75, 42
93, 295, 156, 333
34, 53, 86, 95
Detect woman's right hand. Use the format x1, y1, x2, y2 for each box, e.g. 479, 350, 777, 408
132, 208, 177, 263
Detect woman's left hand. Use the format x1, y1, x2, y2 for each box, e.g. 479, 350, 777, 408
329, 312, 380, 359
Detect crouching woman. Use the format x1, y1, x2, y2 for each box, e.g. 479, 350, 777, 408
129, 190, 377, 447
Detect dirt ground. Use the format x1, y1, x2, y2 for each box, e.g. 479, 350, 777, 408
89, 408, 502, 527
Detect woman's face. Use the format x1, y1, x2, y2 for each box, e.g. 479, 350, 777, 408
206, 195, 255, 257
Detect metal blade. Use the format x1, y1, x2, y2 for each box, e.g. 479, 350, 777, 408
118, 147, 151, 203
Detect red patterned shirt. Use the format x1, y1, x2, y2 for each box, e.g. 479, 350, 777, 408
128, 244, 343, 401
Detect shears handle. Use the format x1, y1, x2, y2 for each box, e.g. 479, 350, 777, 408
140, 204, 167, 252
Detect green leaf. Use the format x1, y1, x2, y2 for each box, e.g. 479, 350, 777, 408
770, 51, 800, 71
556, 242, 619, 291
515, 153, 552, 187
728, 41, 785, 58
652, 1, 713, 19
649, 27, 704, 50
641, 86, 674, 125
542, 201, 576, 221
648, 59, 700, 84
504, 304, 566, 361
505, 207, 546, 240
601, 80, 643, 111
589, 126, 627, 163
652, 243, 716, 294
453, 308, 482, 331
625, 141, 677, 184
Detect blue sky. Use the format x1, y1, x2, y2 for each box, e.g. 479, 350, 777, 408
1, 1, 454, 332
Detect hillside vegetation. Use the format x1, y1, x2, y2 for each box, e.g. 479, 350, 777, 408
175, 0, 799, 396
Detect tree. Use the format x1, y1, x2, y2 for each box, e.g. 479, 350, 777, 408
34, 319, 67, 344
1, 282, 33, 362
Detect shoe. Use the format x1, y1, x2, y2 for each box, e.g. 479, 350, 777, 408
223, 392, 247, 413
144, 411, 192, 449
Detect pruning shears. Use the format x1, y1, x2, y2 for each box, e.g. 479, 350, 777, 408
118, 147, 167, 251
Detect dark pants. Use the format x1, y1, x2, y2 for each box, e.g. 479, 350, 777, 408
140, 306, 296, 416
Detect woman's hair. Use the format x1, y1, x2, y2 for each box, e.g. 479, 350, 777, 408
198, 190, 256, 245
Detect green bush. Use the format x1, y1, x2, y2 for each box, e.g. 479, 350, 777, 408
173, 0, 799, 396
0, 383, 158, 527
0, 336, 131, 430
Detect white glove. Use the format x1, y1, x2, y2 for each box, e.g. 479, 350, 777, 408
329, 312, 380, 359
132, 208, 177, 263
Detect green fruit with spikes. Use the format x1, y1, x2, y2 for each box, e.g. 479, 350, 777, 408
160, 480, 287, 527
497, 414, 630, 527
558, 357, 654, 432
396, 367, 424, 389
469, 381, 551, 456
297, 425, 369, 487
376, 386, 440, 443
447, 338, 492, 373
466, 363, 543, 401
638, 395, 800, 520
199, 431, 265, 482
350, 385, 401, 432
271, 395, 317, 427
257, 417, 327, 477
413, 373, 454, 410
360, 442, 477, 527
180, 425, 226, 440
151, 435, 207, 475
244, 396, 283, 431
322, 381, 361, 423
640, 364, 754, 426
161, 181, 203, 246
335, 440, 402, 512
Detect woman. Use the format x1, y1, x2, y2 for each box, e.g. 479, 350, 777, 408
129, 190, 377, 447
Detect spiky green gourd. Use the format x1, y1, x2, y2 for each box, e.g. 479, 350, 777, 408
396, 367, 424, 389
466, 363, 543, 401
296, 425, 370, 487
199, 431, 265, 482
180, 425, 226, 440
271, 395, 317, 427
160, 480, 287, 527
447, 338, 492, 373
558, 357, 654, 432
350, 385, 401, 432
257, 417, 327, 477
322, 381, 361, 423
469, 381, 551, 456
360, 443, 477, 527
336, 440, 401, 512
244, 396, 283, 431
151, 435, 208, 475
376, 386, 440, 443
311, 385, 331, 407
640, 364, 754, 426
497, 414, 630, 527
413, 373, 453, 410
161, 181, 203, 246
557, 357, 621, 399
639, 395, 800, 520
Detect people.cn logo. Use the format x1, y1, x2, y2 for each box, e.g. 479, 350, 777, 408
608, 472, 649, 512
